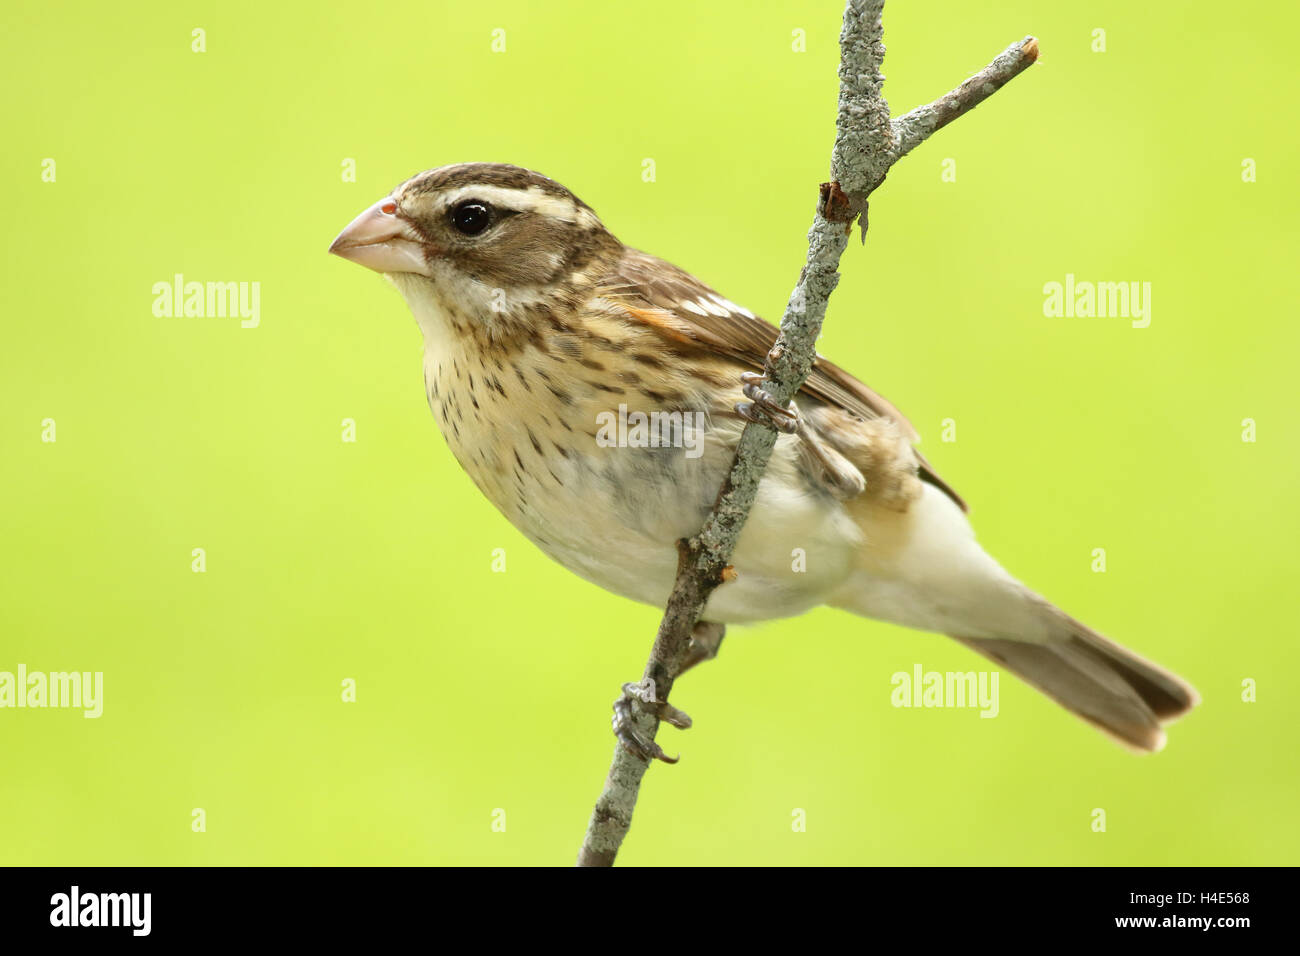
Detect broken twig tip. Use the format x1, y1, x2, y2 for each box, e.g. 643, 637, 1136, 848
720, 565, 739, 583
1022, 37, 1040, 62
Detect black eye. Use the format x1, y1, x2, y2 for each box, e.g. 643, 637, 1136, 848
450, 201, 491, 236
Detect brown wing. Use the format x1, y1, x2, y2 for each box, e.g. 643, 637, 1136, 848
599, 248, 968, 512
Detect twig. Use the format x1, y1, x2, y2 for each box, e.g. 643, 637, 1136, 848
892, 37, 1040, 161
576, 0, 1038, 867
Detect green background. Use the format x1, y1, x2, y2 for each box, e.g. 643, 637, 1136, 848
2, 0, 1295, 866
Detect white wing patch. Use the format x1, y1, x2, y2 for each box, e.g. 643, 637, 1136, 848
709, 293, 755, 319
678, 295, 759, 321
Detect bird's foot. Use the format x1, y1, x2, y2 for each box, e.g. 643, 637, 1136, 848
737, 372, 799, 434
612, 678, 691, 764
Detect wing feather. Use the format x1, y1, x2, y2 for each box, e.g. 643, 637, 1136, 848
599, 249, 968, 512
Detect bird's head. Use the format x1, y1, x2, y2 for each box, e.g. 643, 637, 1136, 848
329, 163, 621, 337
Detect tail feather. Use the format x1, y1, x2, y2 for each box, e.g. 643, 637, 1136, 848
950, 602, 1199, 752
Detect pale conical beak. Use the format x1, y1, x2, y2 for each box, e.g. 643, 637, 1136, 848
328, 198, 432, 276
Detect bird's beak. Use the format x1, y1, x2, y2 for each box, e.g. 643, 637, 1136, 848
328, 198, 432, 276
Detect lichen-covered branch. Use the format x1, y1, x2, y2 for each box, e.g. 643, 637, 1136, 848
576, 0, 1037, 867
891, 37, 1039, 161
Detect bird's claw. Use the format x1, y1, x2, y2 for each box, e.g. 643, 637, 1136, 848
612, 678, 691, 764
737, 372, 799, 434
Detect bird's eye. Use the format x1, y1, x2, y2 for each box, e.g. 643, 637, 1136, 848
450, 201, 491, 236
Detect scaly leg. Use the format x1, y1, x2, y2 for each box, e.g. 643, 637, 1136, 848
611, 678, 692, 764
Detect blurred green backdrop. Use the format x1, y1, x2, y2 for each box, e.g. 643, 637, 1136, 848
2, 0, 1296, 866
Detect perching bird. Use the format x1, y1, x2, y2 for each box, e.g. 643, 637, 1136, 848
329, 162, 1198, 754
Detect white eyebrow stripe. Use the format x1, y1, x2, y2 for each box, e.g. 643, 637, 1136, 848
436, 184, 600, 228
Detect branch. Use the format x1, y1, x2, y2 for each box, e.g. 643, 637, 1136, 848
576, 0, 1037, 867
892, 37, 1039, 161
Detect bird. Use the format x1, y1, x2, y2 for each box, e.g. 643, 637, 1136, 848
328, 162, 1198, 755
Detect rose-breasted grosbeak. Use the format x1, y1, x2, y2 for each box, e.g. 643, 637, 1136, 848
329, 163, 1197, 751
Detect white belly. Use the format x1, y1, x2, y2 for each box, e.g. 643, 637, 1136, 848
509, 422, 865, 624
